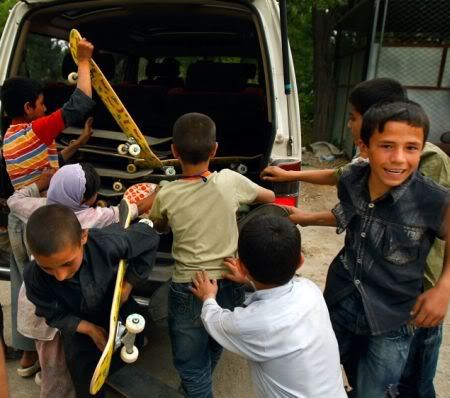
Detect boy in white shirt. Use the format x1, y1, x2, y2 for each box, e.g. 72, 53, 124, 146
191, 215, 346, 398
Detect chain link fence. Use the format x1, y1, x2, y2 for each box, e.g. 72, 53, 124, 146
332, 0, 450, 154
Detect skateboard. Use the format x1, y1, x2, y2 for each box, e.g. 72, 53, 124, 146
61, 126, 173, 147
95, 166, 154, 192
57, 137, 171, 174
90, 199, 146, 395
124, 183, 158, 218
237, 203, 289, 232
69, 29, 163, 169
106, 365, 182, 398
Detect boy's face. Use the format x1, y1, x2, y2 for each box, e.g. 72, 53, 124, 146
360, 121, 424, 195
347, 105, 363, 145
25, 94, 46, 120
33, 231, 88, 282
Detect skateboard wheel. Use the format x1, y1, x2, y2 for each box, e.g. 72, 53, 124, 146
128, 144, 141, 157
126, 314, 145, 334
164, 166, 176, 176
126, 163, 137, 174
96, 200, 108, 208
120, 345, 139, 363
118, 144, 128, 155
236, 164, 248, 175
68, 72, 78, 84
113, 181, 124, 192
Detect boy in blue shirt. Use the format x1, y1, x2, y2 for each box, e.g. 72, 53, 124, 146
287, 100, 449, 397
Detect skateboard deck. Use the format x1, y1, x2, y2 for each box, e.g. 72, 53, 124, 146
96, 166, 154, 180
69, 30, 163, 169
58, 137, 172, 160
237, 203, 289, 233
61, 126, 172, 146
106, 365, 182, 398
90, 199, 133, 395
98, 187, 124, 197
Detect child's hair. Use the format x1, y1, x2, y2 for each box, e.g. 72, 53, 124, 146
172, 113, 216, 164
0, 77, 43, 118
238, 215, 301, 286
360, 100, 429, 146
349, 78, 407, 115
80, 162, 100, 201
26, 204, 82, 257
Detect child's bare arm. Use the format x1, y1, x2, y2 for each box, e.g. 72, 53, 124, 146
411, 208, 450, 327
261, 166, 338, 186
284, 206, 337, 227
60, 117, 93, 161
136, 187, 159, 215
252, 186, 275, 204
76, 320, 107, 351
76, 39, 94, 98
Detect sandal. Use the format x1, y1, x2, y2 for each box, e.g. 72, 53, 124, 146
17, 360, 40, 377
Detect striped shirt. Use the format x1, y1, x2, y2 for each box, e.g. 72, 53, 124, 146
3, 110, 65, 189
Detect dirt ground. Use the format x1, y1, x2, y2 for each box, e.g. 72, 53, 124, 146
1, 156, 450, 397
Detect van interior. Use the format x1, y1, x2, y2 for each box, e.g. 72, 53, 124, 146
9, 1, 274, 187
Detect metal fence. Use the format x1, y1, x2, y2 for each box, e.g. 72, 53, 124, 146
332, 0, 450, 155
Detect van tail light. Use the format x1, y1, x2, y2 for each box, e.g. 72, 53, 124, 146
271, 160, 301, 207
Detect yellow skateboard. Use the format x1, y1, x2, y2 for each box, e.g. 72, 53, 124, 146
69, 29, 163, 169
89, 199, 146, 395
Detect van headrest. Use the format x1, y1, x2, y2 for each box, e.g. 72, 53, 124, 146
185, 62, 256, 91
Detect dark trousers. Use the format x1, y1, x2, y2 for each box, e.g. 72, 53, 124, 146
398, 325, 443, 398
62, 299, 144, 398
168, 280, 245, 398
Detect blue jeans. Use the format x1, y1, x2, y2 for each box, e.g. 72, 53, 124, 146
8, 213, 36, 352
398, 325, 442, 398
329, 291, 414, 398
168, 279, 245, 398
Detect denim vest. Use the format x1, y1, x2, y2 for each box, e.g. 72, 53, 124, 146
324, 163, 449, 335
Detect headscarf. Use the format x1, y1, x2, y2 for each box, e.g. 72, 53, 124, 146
46, 163, 89, 212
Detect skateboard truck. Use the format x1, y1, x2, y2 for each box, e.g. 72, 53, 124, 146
116, 314, 146, 364
118, 138, 141, 158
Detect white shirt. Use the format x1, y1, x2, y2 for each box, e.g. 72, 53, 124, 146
201, 278, 347, 398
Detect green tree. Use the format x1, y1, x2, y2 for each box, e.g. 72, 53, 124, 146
288, 0, 352, 143
0, 0, 18, 37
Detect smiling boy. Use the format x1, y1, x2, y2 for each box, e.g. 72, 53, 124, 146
287, 101, 449, 398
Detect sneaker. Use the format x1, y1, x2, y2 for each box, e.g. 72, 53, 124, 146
35, 371, 42, 386
17, 360, 40, 377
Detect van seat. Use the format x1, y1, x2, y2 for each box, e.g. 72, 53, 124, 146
167, 62, 266, 155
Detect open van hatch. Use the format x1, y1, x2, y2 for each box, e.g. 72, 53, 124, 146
11, 1, 273, 187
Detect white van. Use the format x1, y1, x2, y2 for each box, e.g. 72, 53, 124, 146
0, 0, 302, 283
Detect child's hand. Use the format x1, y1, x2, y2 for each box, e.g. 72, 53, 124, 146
77, 38, 94, 62
190, 270, 218, 302
77, 117, 94, 146
77, 320, 107, 351
223, 258, 248, 284
260, 166, 291, 182
283, 206, 307, 225
411, 285, 450, 327
120, 279, 133, 306
88, 324, 108, 351
36, 168, 56, 192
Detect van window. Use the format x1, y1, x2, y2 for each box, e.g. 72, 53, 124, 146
20, 33, 128, 84
20, 34, 69, 82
